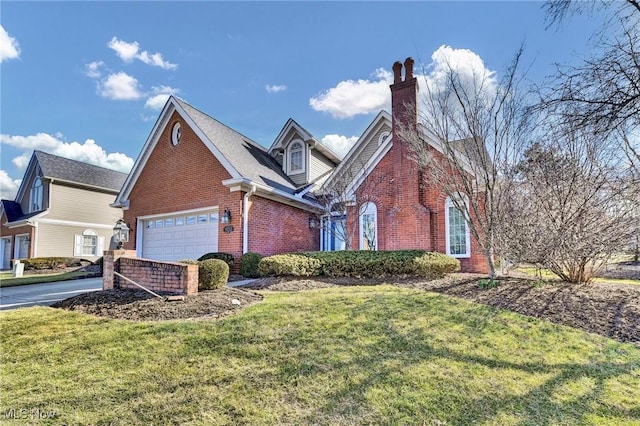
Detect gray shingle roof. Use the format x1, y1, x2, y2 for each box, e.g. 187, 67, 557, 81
176, 98, 299, 194
35, 150, 127, 192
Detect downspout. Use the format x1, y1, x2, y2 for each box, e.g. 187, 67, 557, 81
242, 184, 257, 254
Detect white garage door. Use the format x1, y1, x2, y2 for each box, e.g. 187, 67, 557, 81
141, 210, 218, 261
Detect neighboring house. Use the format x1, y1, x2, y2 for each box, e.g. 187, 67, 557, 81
0, 151, 127, 269
113, 57, 488, 273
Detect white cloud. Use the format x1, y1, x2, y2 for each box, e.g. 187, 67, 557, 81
0, 24, 21, 63
108, 36, 177, 70
98, 71, 143, 100
0, 170, 21, 200
85, 61, 105, 78
310, 69, 392, 119
266, 84, 287, 94
144, 85, 179, 110
0, 132, 134, 174
321, 134, 359, 158
423, 45, 497, 98
309, 46, 497, 119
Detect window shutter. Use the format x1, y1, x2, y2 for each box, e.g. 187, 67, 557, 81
74, 235, 82, 257
97, 236, 105, 255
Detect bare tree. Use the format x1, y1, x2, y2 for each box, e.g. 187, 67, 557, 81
540, 0, 640, 174
315, 157, 387, 251
397, 47, 531, 279
499, 125, 637, 282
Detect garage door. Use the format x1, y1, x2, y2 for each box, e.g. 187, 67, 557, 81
141, 210, 218, 261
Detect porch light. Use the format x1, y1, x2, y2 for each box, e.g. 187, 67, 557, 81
308, 217, 320, 229
221, 208, 232, 224
113, 219, 130, 249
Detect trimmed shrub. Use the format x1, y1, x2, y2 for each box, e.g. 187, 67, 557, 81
197, 252, 235, 268
20, 257, 82, 270
258, 254, 322, 277
178, 259, 199, 265
198, 259, 229, 290
240, 252, 263, 278
258, 250, 460, 279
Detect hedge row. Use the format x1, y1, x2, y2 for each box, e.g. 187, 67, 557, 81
19, 257, 84, 270
258, 250, 459, 279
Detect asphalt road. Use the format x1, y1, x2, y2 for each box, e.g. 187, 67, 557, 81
0, 278, 102, 311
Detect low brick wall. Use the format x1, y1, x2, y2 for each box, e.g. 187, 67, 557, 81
116, 257, 198, 295
103, 250, 198, 295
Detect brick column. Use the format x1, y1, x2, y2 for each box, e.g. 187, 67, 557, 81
102, 249, 137, 290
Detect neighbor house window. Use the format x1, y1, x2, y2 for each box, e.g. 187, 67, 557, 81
74, 229, 104, 257
445, 196, 471, 258
288, 141, 305, 174
359, 202, 377, 250
30, 177, 43, 212
321, 215, 346, 251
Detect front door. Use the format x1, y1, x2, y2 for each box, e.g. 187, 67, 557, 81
0, 237, 11, 269
14, 235, 30, 260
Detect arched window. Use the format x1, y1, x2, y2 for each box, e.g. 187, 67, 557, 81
445, 196, 470, 258
359, 202, 377, 250
288, 141, 305, 174
30, 177, 43, 212
378, 131, 390, 146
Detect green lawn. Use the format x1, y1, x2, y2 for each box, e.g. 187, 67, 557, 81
0, 271, 98, 287
1, 286, 639, 425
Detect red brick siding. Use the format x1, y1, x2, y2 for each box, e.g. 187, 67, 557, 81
123, 111, 244, 260
0, 212, 35, 263
247, 196, 319, 256
115, 257, 198, 295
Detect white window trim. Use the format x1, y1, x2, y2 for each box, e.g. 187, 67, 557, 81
445, 196, 471, 258
378, 131, 390, 147
286, 140, 306, 175
359, 202, 378, 251
74, 229, 104, 257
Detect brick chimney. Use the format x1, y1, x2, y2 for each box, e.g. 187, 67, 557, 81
391, 57, 418, 136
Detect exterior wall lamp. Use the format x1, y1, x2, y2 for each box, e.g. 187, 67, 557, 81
221, 208, 232, 224
113, 219, 130, 249
308, 216, 320, 229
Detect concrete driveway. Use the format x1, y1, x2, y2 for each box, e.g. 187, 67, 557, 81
0, 278, 102, 311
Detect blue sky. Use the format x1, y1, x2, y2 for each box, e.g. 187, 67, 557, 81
1, 1, 604, 199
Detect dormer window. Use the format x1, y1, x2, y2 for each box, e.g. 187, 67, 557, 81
287, 141, 305, 175
30, 177, 43, 212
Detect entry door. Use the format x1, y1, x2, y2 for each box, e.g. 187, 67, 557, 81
14, 235, 30, 260
0, 237, 10, 270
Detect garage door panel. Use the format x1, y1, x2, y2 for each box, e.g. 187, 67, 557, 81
141, 210, 218, 262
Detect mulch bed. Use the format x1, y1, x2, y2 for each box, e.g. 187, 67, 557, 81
53, 274, 640, 346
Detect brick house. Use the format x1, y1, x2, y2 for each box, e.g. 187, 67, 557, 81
113, 58, 488, 273
0, 151, 126, 269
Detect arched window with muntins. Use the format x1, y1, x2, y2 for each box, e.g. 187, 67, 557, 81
445, 196, 471, 258
288, 141, 305, 174
30, 177, 43, 212
359, 202, 377, 250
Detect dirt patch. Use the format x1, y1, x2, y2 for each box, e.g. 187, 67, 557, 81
52, 273, 640, 346
52, 287, 263, 321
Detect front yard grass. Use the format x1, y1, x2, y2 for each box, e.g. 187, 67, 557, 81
0, 271, 97, 288
1, 285, 639, 425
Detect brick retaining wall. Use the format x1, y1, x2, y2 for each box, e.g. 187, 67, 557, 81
103, 250, 198, 295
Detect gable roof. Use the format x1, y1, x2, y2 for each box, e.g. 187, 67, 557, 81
269, 118, 342, 163
33, 151, 127, 192
175, 99, 299, 194
115, 96, 322, 210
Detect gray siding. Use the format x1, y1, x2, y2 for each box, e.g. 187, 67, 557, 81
339, 123, 391, 186
309, 149, 336, 182
47, 183, 122, 225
